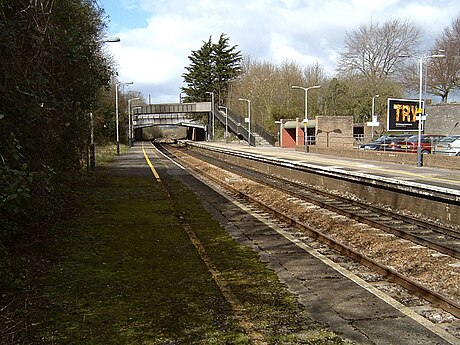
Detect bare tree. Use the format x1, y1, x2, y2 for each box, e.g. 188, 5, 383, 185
320, 75, 403, 123
229, 58, 303, 126
338, 19, 421, 86
229, 58, 329, 133
304, 62, 328, 86
303, 62, 328, 117
426, 15, 460, 103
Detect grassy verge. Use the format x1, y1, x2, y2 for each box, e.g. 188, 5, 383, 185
94, 143, 129, 167
3, 146, 353, 344
35, 173, 245, 344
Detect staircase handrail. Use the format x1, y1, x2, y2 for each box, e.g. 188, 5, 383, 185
215, 106, 273, 146
215, 107, 255, 145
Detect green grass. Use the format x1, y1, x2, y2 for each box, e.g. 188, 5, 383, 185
94, 143, 129, 167
26, 149, 353, 344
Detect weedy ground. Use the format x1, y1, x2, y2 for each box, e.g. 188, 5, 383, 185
1, 145, 354, 344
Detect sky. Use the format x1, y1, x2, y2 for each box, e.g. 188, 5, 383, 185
97, 0, 460, 104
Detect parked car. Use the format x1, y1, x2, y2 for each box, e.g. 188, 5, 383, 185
395, 134, 445, 154
433, 135, 460, 156
377, 134, 413, 151
359, 134, 412, 151
359, 135, 394, 150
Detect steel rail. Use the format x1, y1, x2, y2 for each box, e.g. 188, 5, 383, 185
161, 144, 460, 319
184, 148, 460, 259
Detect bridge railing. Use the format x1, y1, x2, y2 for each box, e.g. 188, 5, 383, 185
215, 106, 274, 146
253, 123, 276, 146
215, 107, 255, 146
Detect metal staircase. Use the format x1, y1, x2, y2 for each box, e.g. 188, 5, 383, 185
214, 106, 275, 146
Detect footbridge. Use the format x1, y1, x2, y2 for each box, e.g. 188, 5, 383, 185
132, 101, 275, 145
133, 102, 210, 129
132, 102, 210, 141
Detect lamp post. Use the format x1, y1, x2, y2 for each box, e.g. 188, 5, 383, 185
239, 98, 252, 146
88, 37, 121, 169
89, 111, 95, 169
275, 120, 282, 147
416, 55, 445, 167
371, 94, 379, 141
130, 106, 142, 146
206, 91, 214, 140
399, 53, 444, 167
218, 106, 228, 143
115, 81, 133, 155
317, 129, 342, 148
128, 97, 140, 147
291, 85, 321, 152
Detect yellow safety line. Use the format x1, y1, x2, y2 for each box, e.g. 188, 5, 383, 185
265, 150, 459, 185
142, 141, 161, 181
330, 159, 459, 184
141, 141, 266, 342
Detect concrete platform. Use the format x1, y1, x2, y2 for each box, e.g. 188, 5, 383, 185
194, 141, 460, 192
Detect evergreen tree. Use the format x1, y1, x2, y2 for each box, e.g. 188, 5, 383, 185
182, 37, 214, 103
0, 0, 113, 251
212, 34, 242, 105
182, 34, 242, 106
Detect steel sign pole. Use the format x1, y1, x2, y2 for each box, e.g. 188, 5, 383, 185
239, 98, 251, 146
115, 83, 120, 155
218, 106, 228, 143
398, 52, 444, 167
417, 57, 423, 167
115, 82, 133, 155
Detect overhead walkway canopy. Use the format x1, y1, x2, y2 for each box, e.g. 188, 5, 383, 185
283, 119, 316, 129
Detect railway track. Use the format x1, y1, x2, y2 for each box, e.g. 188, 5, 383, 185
181, 145, 460, 260
156, 143, 460, 320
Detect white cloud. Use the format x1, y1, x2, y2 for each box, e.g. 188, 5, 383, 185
104, 0, 460, 102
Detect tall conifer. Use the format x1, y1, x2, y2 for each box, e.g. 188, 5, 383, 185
182, 34, 242, 105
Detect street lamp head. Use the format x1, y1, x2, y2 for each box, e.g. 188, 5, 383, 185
292, 85, 321, 91
428, 54, 445, 59
102, 37, 121, 43
239, 98, 248, 102
399, 53, 445, 60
